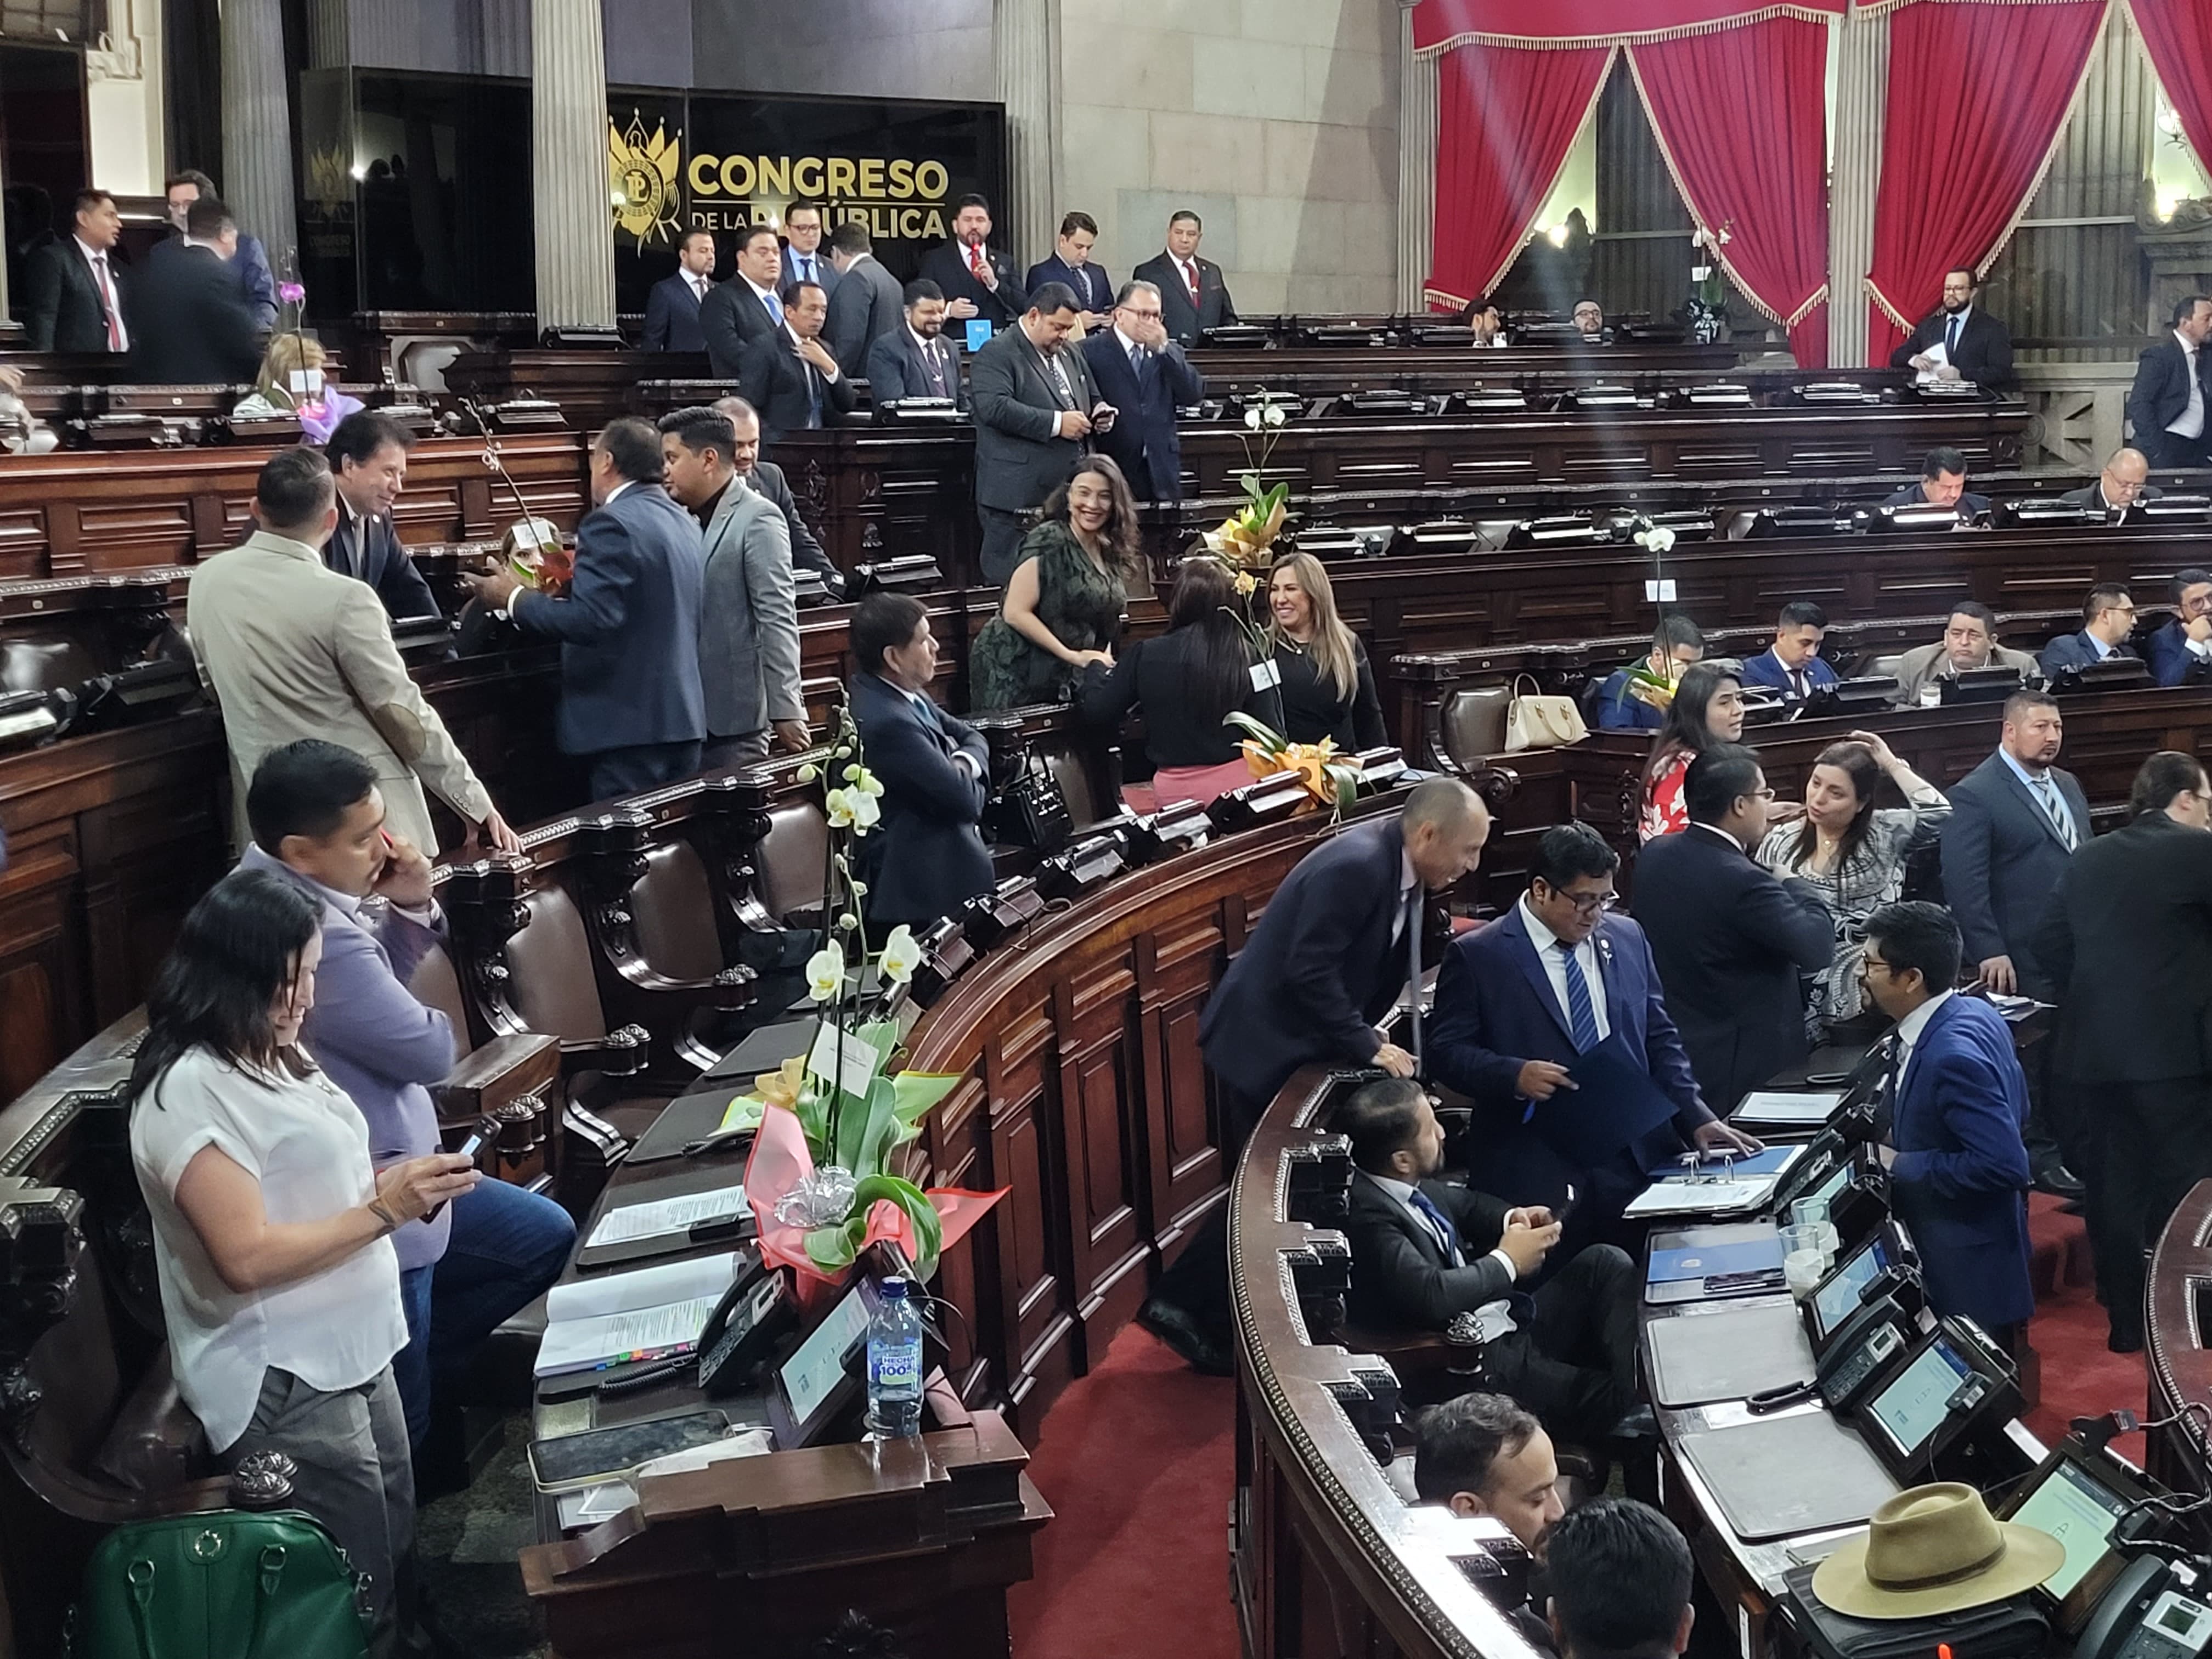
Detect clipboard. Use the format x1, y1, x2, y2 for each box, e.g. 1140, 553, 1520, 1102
1525, 1039, 1681, 1165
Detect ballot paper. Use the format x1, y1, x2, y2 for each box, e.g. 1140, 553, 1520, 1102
1623, 1179, 1773, 1218
544, 1251, 742, 1323
1731, 1090, 1844, 1127
534, 1250, 743, 1377
585, 1186, 748, 1249
1915, 338, 1950, 383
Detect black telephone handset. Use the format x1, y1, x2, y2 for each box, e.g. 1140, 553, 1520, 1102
2073, 1557, 2212, 1659
695, 1262, 795, 1398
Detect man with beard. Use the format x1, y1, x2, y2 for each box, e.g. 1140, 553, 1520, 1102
866, 280, 967, 411
1890, 265, 2015, 388
920, 195, 1028, 330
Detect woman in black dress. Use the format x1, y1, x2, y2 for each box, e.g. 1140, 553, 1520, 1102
1265, 552, 1386, 749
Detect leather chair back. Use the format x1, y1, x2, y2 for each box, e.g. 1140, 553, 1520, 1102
1440, 685, 1510, 766
629, 842, 726, 983
1870, 653, 1905, 680
500, 887, 611, 1042
759, 803, 829, 922
1042, 742, 1101, 830
409, 936, 477, 1059
0, 638, 97, 696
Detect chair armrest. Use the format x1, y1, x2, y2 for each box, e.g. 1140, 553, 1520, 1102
1341, 1323, 1460, 1376
142, 1476, 245, 1517
435, 1031, 561, 1121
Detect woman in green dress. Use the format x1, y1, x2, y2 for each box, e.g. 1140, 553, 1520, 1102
969, 454, 1150, 710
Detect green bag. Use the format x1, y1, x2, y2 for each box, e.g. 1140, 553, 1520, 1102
67, 1506, 371, 1659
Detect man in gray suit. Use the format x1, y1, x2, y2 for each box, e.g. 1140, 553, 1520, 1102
658, 405, 807, 769
971, 281, 1108, 584
825, 221, 904, 378
865, 279, 966, 410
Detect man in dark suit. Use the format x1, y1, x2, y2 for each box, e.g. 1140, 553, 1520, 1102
1133, 210, 1238, 346
2147, 568, 2212, 687
1861, 903, 2034, 1348
777, 201, 838, 302
919, 194, 1029, 331
1336, 1077, 1640, 1446
324, 411, 439, 620
156, 167, 276, 329
23, 188, 127, 354
1025, 211, 1114, 322
1633, 747, 1835, 1113
1429, 822, 1756, 1243
642, 229, 715, 353
2038, 583, 2138, 678
2126, 294, 2212, 469
1142, 778, 1493, 1372
865, 280, 967, 412
1080, 279, 1201, 503
845, 592, 992, 931
1594, 617, 1703, 732
1889, 265, 2016, 388
1412, 1393, 1566, 1583
462, 419, 706, 802
125, 196, 262, 386
710, 395, 847, 597
2059, 446, 2160, 516
2040, 753, 2212, 1349
970, 283, 1109, 585
738, 280, 858, 448
1879, 444, 1991, 518
701, 223, 787, 381
824, 221, 905, 377
1735, 601, 1840, 702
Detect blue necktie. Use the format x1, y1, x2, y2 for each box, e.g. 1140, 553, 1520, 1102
1945, 314, 1961, 359
765, 291, 785, 326
1559, 940, 1601, 1053
797, 255, 812, 285
1408, 1188, 1461, 1263
2031, 774, 2077, 850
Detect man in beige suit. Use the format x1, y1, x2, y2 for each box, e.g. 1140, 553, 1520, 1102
188, 447, 520, 855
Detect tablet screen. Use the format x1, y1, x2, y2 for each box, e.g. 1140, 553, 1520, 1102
1812, 1237, 1887, 1339
1805, 1159, 1853, 1215
2007, 1459, 2131, 1599
1867, 1338, 1971, 1457
778, 1281, 872, 1428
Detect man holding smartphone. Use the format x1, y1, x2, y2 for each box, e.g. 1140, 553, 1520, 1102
238, 740, 575, 1475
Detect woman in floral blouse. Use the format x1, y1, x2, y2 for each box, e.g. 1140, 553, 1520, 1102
1639, 662, 1747, 840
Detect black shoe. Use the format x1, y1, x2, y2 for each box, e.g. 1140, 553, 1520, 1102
2033, 1163, 2086, 1201
2109, 1327, 2145, 1355
1138, 1296, 1232, 1376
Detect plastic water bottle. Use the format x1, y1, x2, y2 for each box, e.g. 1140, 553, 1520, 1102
865, 1274, 924, 1438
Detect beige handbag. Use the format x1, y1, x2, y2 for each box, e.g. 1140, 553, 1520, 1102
1503, 674, 1589, 751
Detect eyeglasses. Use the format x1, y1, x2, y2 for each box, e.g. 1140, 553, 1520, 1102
1119, 306, 1163, 321
1750, 787, 1777, 801
1564, 890, 1621, 916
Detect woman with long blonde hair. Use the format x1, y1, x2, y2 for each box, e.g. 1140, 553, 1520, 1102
1265, 551, 1386, 748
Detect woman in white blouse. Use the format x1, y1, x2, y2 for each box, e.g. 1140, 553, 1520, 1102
126, 868, 477, 1638
1755, 731, 1950, 1038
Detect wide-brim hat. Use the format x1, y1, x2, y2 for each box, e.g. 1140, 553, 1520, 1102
1811, 1483, 2065, 1620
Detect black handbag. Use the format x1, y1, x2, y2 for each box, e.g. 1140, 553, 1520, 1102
993, 754, 1073, 853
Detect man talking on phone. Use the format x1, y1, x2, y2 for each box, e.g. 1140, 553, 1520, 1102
239, 740, 575, 1480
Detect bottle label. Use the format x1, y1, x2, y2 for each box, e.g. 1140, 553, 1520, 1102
872, 1342, 922, 1390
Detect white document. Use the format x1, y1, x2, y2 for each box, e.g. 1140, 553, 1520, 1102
1731, 1090, 1844, 1127
638, 1428, 774, 1480
1624, 1179, 1773, 1218
557, 1482, 637, 1528
585, 1187, 748, 1249
533, 1294, 725, 1377
544, 1250, 743, 1324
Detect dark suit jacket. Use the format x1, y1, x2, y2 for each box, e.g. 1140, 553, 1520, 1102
509, 483, 706, 757
2036, 811, 2212, 1083
701, 278, 781, 380
969, 325, 1100, 513
1888, 995, 2035, 1332
749, 460, 843, 592
1888, 305, 2016, 388
847, 670, 994, 928
2146, 618, 2212, 687
125, 241, 262, 386
778, 246, 838, 301
1594, 669, 1664, 731
1736, 647, 1841, 699
149, 230, 276, 329
22, 237, 123, 354
919, 240, 1029, 330
1198, 816, 1415, 1107
1938, 751, 2090, 996
1632, 826, 1835, 1111
2126, 336, 2212, 447
642, 272, 708, 353
1880, 482, 1991, 516
2058, 481, 2163, 513
866, 326, 967, 410
1025, 254, 1113, 316
2037, 629, 2134, 678
328, 506, 441, 620
738, 329, 859, 447
825, 255, 905, 378
1132, 252, 1238, 346
1081, 329, 1201, 503
1344, 1170, 1515, 1332
1428, 909, 1713, 1207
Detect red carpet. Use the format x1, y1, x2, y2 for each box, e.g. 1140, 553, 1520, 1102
1009, 1199, 2144, 1659
1009, 1323, 1239, 1658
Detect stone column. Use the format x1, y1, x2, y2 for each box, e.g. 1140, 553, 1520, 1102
1396, 0, 1438, 313
996, 0, 1058, 268
1827, 1, 1890, 366
531, 0, 617, 331
222, 0, 300, 273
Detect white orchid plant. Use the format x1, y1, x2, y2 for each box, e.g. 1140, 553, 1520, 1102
1204, 394, 1291, 565
1612, 517, 1686, 718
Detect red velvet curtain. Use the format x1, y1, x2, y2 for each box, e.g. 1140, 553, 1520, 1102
1629, 16, 1832, 366
1864, 0, 2106, 365
2129, 0, 2212, 179
1426, 42, 1613, 308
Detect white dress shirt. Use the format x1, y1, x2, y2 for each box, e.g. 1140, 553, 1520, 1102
786, 323, 839, 381
1892, 988, 1955, 1077
1367, 1171, 1519, 1339
2173, 329, 2207, 440
1517, 895, 1612, 1044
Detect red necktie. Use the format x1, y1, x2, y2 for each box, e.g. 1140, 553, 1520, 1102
93, 253, 122, 350
968, 243, 987, 281
1182, 260, 1200, 303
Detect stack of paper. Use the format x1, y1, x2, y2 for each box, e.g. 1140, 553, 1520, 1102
1623, 1180, 1774, 1218
534, 1251, 742, 1378
1732, 1090, 1844, 1129
585, 1186, 747, 1249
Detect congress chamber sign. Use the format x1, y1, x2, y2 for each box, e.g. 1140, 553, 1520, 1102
607, 93, 1007, 313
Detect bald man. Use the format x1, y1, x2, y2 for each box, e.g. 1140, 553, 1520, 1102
2059, 447, 2162, 517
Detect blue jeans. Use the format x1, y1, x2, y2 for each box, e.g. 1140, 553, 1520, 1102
394, 1178, 576, 1449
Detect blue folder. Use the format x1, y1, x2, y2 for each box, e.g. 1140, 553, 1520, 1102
1647, 1237, 1786, 1284
1643, 1144, 1801, 1183
1524, 1039, 1682, 1164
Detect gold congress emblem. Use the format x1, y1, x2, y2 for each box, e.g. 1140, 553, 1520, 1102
609, 112, 681, 246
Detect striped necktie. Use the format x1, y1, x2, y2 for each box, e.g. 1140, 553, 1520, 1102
1558, 941, 1601, 1052
2030, 774, 2077, 850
